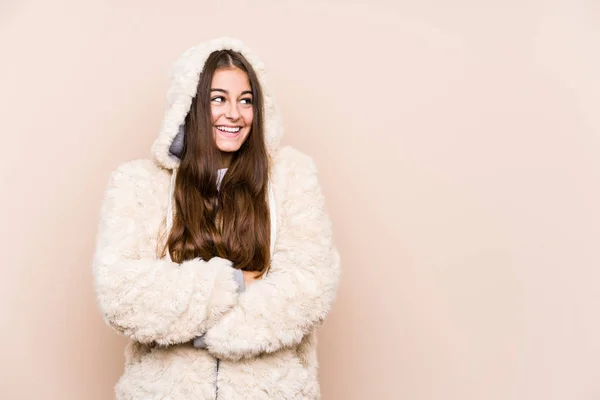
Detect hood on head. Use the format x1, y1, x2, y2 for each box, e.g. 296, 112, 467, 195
151, 37, 283, 170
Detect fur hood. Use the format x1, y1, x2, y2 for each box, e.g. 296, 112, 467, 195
151, 36, 283, 170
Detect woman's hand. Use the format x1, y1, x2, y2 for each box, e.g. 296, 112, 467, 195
242, 270, 262, 287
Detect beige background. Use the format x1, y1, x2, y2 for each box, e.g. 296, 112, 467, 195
1, 1, 599, 399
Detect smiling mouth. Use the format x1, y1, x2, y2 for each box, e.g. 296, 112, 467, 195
216, 126, 241, 133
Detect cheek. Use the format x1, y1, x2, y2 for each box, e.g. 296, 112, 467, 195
243, 109, 254, 126
211, 107, 219, 123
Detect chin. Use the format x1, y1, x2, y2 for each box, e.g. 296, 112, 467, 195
216, 142, 242, 153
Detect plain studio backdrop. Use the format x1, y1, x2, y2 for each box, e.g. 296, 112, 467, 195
1, 1, 599, 399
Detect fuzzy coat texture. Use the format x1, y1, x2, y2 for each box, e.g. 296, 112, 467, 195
92, 37, 341, 400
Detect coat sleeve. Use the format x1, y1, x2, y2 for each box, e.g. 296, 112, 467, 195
203, 154, 341, 361
92, 161, 241, 346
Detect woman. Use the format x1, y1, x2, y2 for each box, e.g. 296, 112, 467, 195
92, 37, 340, 399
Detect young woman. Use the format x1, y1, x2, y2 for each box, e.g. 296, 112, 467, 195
92, 37, 340, 399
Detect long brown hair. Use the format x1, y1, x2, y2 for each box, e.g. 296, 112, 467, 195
162, 50, 271, 275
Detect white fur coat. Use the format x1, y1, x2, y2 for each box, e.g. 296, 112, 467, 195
92, 37, 340, 399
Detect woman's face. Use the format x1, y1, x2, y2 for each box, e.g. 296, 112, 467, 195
210, 67, 254, 166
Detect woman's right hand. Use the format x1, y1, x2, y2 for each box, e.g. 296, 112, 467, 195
242, 270, 262, 287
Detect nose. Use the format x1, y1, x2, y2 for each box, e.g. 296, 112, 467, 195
225, 101, 241, 120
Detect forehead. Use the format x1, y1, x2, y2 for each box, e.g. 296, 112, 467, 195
211, 67, 251, 92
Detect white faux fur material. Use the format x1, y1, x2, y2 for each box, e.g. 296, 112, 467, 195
92, 37, 340, 400
152, 36, 283, 171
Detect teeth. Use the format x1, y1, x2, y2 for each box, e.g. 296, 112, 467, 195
217, 126, 240, 133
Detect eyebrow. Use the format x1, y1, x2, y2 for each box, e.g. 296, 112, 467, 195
211, 88, 253, 96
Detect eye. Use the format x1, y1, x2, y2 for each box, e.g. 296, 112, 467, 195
240, 97, 253, 105
211, 96, 225, 103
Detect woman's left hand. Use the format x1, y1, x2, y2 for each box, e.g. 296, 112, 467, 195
242, 270, 262, 287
